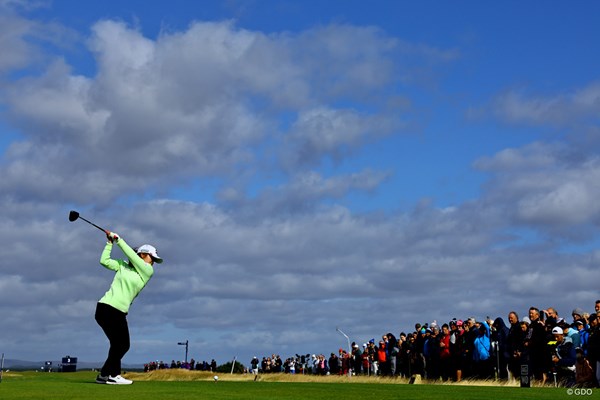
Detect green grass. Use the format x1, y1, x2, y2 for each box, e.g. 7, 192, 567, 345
0, 371, 582, 400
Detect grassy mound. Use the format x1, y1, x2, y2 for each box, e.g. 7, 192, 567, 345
126, 369, 523, 387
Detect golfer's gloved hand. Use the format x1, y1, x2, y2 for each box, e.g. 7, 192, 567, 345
106, 231, 120, 243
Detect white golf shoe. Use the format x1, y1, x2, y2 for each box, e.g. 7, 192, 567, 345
106, 375, 133, 385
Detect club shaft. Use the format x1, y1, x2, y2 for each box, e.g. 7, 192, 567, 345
78, 216, 108, 233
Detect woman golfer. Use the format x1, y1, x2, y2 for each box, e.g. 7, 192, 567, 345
94, 231, 163, 385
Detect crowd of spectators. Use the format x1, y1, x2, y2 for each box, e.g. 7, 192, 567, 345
142, 302, 600, 387
144, 359, 217, 372
251, 301, 600, 387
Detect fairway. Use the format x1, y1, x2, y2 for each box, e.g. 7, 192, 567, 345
0, 371, 577, 400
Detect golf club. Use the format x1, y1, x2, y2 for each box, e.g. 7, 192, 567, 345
68, 210, 109, 234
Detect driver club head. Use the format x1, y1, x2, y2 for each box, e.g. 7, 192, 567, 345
68, 210, 80, 222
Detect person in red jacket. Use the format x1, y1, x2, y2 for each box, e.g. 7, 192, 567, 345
361, 347, 371, 374
439, 323, 452, 381
377, 340, 388, 376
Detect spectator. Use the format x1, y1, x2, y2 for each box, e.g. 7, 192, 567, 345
340, 350, 350, 376
524, 307, 547, 382
492, 317, 510, 380
286, 356, 294, 374
274, 355, 283, 373
586, 313, 600, 387
422, 329, 433, 378
507, 311, 524, 381
425, 327, 442, 380
250, 357, 259, 375
543, 307, 559, 328
415, 327, 427, 376
317, 354, 326, 375
551, 326, 576, 387
351, 343, 363, 375
575, 347, 595, 388
396, 333, 407, 377
563, 321, 582, 349
439, 323, 452, 381
361, 346, 371, 375
573, 308, 586, 324
328, 353, 339, 375
405, 332, 423, 377
261, 357, 267, 373
473, 321, 493, 379
450, 319, 465, 381
386, 333, 399, 376
462, 318, 477, 378
575, 321, 590, 356
366, 339, 379, 376
377, 340, 388, 376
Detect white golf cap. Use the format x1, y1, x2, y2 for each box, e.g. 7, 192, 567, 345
136, 244, 163, 263
552, 326, 563, 335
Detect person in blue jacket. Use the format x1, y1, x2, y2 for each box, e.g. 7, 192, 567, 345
551, 326, 576, 387
473, 321, 493, 379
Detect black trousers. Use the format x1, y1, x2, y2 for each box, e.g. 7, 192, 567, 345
95, 302, 130, 377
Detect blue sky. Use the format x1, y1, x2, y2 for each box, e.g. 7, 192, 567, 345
1, 0, 600, 367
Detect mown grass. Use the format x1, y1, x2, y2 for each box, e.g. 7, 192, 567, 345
0, 370, 579, 400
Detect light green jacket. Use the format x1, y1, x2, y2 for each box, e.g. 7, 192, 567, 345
98, 239, 154, 313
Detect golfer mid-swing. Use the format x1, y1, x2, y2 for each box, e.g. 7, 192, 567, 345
94, 231, 163, 385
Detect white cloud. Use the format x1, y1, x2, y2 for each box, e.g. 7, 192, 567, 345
475, 142, 600, 228
474, 142, 560, 171
219, 170, 390, 217
282, 107, 399, 168
0, 19, 418, 206
491, 82, 600, 126
0, 12, 35, 72
0, 1, 79, 74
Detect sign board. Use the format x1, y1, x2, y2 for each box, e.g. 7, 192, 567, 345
520, 364, 530, 388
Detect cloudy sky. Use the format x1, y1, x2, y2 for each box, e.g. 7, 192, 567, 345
1, 0, 600, 366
